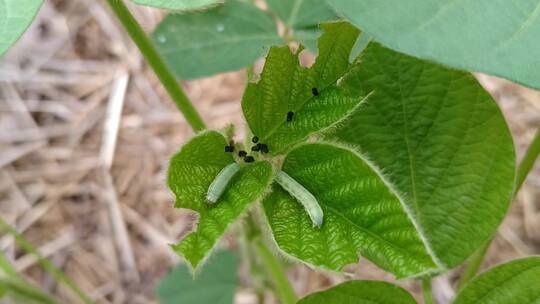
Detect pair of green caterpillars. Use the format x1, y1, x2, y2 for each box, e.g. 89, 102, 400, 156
206, 88, 324, 228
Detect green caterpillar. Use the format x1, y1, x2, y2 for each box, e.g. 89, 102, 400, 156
206, 163, 240, 204
275, 171, 323, 228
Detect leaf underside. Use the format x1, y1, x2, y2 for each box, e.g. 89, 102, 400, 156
328, 0, 540, 90
297, 280, 417, 304
153, 0, 281, 79
155, 250, 237, 304
242, 22, 361, 156
264, 143, 437, 278
0, 0, 43, 57
132, 0, 223, 10
265, 0, 337, 52
167, 131, 273, 269
326, 42, 516, 268
454, 257, 540, 304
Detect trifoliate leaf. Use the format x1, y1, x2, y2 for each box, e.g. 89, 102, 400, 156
167, 131, 273, 269
264, 143, 437, 278
242, 22, 361, 155
326, 42, 516, 269
297, 280, 417, 304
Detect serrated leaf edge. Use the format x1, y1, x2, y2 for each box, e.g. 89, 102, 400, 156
314, 139, 448, 274
170, 160, 276, 276
262, 139, 446, 278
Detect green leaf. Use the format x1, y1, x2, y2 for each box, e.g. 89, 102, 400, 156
0, 0, 43, 57
132, 0, 223, 10
454, 257, 540, 304
242, 22, 360, 155
152, 0, 281, 79
326, 42, 516, 268
265, 0, 337, 53
156, 250, 237, 304
328, 0, 540, 90
266, 0, 336, 29
297, 280, 417, 304
263, 143, 437, 278
167, 131, 273, 269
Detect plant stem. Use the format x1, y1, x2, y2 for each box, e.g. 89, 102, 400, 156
515, 128, 540, 193
0, 218, 93, 304
1, 277, 59, 304
456, 240, 490, 290
254, 239, 297, 304
422, 278, 434, 304
105, 0, 206, 132
457, 128, 540, 289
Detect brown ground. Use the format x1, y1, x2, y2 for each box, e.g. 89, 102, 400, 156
0, 1, 538, 303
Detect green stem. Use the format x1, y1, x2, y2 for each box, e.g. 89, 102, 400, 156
105, 0, 206, 132
457, 128, 540, 289
1, 277, 59, 304
515, 128, 540, 193
422, 278, 434, 304
0, 218, 93, 304
456, 240, 490, 290
254, 239, 297, 304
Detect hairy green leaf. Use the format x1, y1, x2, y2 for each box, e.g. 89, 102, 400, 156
326, 42, 516, 268
167, 131, 273, 269
454, 257, 540, 304
0, 0, 43, 57
264, 143, 437, 278
132, 0, 222, 10
242, 22, 360, 155
328, 0, 540, 90
156, 250, 237, 304
297, 280, 417, 304
153, 0, 281, 79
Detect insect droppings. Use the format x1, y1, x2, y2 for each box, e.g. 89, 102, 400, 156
252, 136, 259, 143
286, 111, 294, 122
312, 87, 319, 96
244, 155, 255, 163
206, 163, 240, 204
238, 150, 247, 157
251, 144, 260, 152
224, 145, 234, 152
275, 171, 323, 228
259, 143, 269, 154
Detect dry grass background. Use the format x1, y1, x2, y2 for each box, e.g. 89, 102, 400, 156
0, 1, 538, 303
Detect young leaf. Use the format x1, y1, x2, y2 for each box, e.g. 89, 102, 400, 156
132, 0, 223, 11
264, 143, 437, 278
0, 0, 43, 57
167, 131, 273, 269
156, 250, 238, 304
328, 0, 540, 90
242, 22, 360, 155
326, 42, 516, 268
454, 257, 540, 304
297, 280, 417, 304
152, 0, 281, 79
